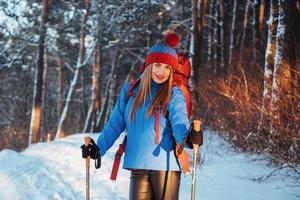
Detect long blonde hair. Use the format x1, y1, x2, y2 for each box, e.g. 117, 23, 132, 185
129, 64, 173, 122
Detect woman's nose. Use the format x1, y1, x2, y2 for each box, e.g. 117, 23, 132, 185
159, 69, 165, 74
160, 68, 169, 75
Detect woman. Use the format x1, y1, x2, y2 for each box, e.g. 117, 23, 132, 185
82, 34, 202, 200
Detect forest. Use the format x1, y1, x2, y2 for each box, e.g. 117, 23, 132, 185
0, 0, 299, 179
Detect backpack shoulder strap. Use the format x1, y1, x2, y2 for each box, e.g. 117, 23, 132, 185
125, 80, 140, 103
177, 84, 192, 118
172, 83, 192, 118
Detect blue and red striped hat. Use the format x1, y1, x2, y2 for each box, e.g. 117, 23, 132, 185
144, 33, 180, 71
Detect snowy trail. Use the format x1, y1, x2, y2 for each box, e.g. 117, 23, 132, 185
0, 132, 298, 200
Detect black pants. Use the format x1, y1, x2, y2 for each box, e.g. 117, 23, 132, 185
129, 169, 181, 200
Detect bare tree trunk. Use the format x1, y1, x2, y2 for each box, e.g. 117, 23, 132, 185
237, 0, 250, 67
57, 57, 64, 122
95, 50, 120, 131
28, 0, 49, 145
55, 0, 91, 139
40, 47, 48, 142
221, 0, 230, 73
207, 0, 213, 69
191, 0, 199, 76
228, 0, 237, 68
95, 78, 111, 131
270, 0, 295, 138
158, 8, 164, 31
92, 45, 102, 131
254, 0, 265, 61
105, 73, 117, 123
80, 70, 87, 129
191, 0, 207, 115
258, 0, 278, 135
289, 0, 300, 151
213, 0, 219, 73
251, 0, 257, 63
192, 0, 207, 82
83, 43, 102, 133
104, 51, 119, 123
259, 0, 266, 43
218, 0, 225, 72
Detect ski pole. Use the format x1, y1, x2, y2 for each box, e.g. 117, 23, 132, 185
191, 120, 201, 200
84, 136, 91, 200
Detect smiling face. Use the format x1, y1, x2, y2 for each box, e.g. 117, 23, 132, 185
151, 63, 172, 84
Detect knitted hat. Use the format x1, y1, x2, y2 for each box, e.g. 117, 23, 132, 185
144, 33, 180, 71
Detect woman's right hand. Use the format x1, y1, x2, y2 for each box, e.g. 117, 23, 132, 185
81, 138, 100, 159
187, 124, 203, 146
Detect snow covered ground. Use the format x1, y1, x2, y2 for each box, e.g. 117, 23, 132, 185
0, 131, 299, 200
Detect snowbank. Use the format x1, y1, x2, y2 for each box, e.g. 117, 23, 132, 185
0, 132, 298, 200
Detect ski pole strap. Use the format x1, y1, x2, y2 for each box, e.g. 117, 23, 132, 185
125, 80, 138, 102
92, 144, 101, 169
95, 155, 101, 169
176, 134, 192, 155
110, 136, 127, 180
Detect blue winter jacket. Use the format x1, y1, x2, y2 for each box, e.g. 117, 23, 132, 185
97, 80, 190, 171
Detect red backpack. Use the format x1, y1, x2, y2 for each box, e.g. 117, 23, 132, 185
110, 53, 192, 180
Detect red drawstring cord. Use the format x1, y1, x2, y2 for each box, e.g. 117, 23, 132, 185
154, 108, 160, 144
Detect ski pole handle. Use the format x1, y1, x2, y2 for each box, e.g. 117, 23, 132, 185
191, 119, 201, 200
84, 136, 91, 168
192, 120, 201, 154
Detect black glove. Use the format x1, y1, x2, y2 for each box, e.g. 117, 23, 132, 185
81, 138, 100, 160
187, 123, 203, 146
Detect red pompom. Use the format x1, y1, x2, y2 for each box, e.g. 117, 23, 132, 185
165, 33, 180, 47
